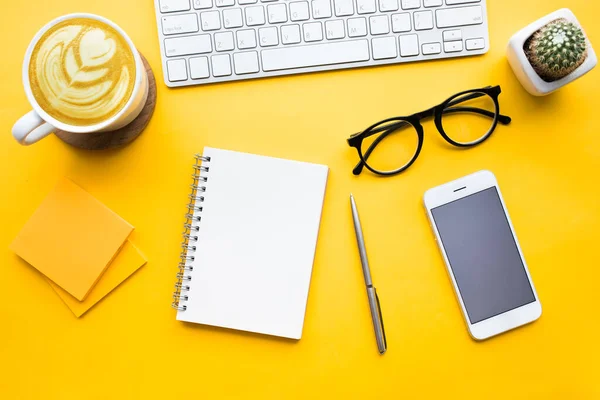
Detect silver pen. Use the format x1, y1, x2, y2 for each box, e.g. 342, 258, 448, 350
350, 194, 387, 355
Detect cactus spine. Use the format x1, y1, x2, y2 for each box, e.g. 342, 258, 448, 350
525, 18, 587, 82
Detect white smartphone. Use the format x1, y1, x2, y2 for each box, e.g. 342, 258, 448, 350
423, 170, 541, 340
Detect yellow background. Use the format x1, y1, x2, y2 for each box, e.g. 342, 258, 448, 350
1, 0, 599, 398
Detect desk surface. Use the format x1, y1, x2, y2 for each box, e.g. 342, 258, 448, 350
1, 1, 599, 398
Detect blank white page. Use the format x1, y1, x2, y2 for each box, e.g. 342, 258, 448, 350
177, 147, 328, 339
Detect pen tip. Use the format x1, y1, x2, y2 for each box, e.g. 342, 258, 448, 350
350, 193, 354, 198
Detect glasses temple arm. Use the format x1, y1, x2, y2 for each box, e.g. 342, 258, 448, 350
353, 126, 399, 175
445, 88, 501, 108
350, 120, 411, 142
351, 99, 509, 142
443, 106, 512, 124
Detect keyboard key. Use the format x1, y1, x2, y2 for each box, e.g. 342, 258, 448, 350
167, 59, 188, 81
165, 34, 212, 57
436, 6, 483, 28
238, 0, 257, 4
401, 0, 420, 9
189, 56, 210, 79
446, 0, 480, 4
200, 11, 221, 31
261, 39, 370, 71
268, 4, 288, 23
334, 0, 354, 16
162, 14, 199, 35
422, 42, 441, 54
392, 13, 411, 32
236, 29, 257, 49
193, 0, 213, 8
303, 22, 323, 42
233, 51, 260, 74
346, 18, 367, 37
357, 0, 376, 14
414, 10, 433, 30
379, 0, 399, 12
399, 34, 419, 56
369, 15, 389, 35
159, 0, 191, 13
465, 37, 485, 50
214, 31, 235, 51
290, 2, 310, 21
215, 0, 235, 6
444, 40, 463, 52
211, 54, 232, 76
443, 29, 461, 41
259, 26, 279, 46
423, 0, 442, 6
325, 20, 345, 39
281, 24, 302, 44
312, 0, 332, 19
223, 8, 244, 28
372, 36, 397, 59
348, 18, 368, 37
246, 6, 266, 25
261, 0, 279, 3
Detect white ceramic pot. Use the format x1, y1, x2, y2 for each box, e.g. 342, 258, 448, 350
506, 8, 597, 96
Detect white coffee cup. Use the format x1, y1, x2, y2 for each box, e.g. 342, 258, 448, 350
12, 13, 149, 146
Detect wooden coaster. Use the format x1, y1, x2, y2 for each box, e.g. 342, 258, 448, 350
55, 54, 157, 150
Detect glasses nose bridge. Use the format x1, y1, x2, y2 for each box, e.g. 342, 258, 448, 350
414, 106, 437, 121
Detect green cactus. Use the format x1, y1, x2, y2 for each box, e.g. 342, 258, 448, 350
524, 18, 588, 82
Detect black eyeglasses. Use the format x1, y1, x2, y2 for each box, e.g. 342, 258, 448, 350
347, 85, 511, 176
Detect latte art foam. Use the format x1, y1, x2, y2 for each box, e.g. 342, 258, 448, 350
29, 18, 136, 126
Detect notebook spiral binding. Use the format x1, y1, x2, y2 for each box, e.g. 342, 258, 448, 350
172, 154, 211, 311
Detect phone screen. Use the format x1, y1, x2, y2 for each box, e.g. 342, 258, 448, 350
431, 187, 536, 324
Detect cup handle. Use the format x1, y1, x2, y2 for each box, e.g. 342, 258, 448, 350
12, 110, 55, 145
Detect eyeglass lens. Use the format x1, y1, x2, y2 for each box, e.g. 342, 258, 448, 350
359, 119, 419, 174
441, 92, 497, 145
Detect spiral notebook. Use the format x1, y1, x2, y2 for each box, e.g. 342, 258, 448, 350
173, 147, 328, 339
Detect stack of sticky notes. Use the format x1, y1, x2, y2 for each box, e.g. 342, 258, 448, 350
10, 178, 146, 317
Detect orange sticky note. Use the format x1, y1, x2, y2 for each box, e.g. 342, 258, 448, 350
10, 178, 133, 301
48, 240, 146, 317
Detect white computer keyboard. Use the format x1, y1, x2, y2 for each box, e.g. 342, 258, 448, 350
153, 0, 489, 87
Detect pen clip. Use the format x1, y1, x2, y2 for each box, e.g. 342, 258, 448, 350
374, 288, 387, 352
